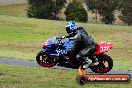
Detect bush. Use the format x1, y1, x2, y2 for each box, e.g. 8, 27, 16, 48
65, 1, 88, 22
27, 0, 66, 20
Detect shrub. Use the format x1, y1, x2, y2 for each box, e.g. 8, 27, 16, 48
27, 0, 66, 20
65, 1, 88, 22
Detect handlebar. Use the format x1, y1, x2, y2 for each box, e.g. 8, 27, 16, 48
57, 37, 62, 41
56, 37, 63, 44
57, 35, 66, 41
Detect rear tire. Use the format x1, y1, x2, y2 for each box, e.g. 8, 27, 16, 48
36, 51, 57, 67
90, 54, 113, 73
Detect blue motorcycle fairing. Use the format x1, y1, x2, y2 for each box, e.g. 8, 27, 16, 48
63, 39, 74, 50
43, 38, 74, 58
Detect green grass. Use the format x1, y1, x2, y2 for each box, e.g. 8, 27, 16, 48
0, 64, 132, 88
0, 15, 132, 70
0, 4, 27, 17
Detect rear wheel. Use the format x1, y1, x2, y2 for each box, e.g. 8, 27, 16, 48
90, 54, 113, 73
36, 51, 57, 67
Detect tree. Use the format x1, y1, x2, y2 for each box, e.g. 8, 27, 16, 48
86, 0, 99, 23
27, 0, 66, 20
86, 0, 119, 24
119, 0, 132, 25
65, 1, 88, 22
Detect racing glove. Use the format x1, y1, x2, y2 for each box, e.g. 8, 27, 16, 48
61, 35, 66, 39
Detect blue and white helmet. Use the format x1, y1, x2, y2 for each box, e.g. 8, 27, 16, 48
66, 21, 77, 34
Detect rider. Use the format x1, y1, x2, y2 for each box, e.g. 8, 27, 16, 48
61, 21, 99, 69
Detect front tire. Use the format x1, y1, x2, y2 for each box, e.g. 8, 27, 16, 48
36, 51, 57, 67
76, 75, 87, 85
90, 54, 113, 73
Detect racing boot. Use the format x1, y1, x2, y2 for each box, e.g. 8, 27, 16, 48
89, 61, 99, 67
83, 57, 92, 69
89, 57, 99, 67
83, 57, 99, 69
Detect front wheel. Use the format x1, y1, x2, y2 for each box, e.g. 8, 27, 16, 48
36, 51, 57, 67
76, 75, 87, 85
90, 54, 113, 73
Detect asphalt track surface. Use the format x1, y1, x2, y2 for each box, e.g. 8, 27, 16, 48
0, 58, 132, 78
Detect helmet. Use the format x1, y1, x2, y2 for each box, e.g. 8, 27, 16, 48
66, 21, 77, 34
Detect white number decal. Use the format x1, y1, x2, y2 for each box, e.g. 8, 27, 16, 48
101, 46, 110, 51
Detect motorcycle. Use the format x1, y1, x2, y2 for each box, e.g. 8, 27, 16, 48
36, 35, 113, 73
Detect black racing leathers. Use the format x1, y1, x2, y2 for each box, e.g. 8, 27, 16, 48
64, 27, 97, 62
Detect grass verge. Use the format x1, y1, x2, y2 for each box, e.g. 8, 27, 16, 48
0, 64, 132, 88
0, 3, 27, 17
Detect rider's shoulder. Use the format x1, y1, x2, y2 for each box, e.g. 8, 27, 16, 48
77, 27, 87, 33
77, 27, 84, 30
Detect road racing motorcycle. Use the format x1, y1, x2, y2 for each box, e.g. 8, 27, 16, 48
36, 35, 113, 73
